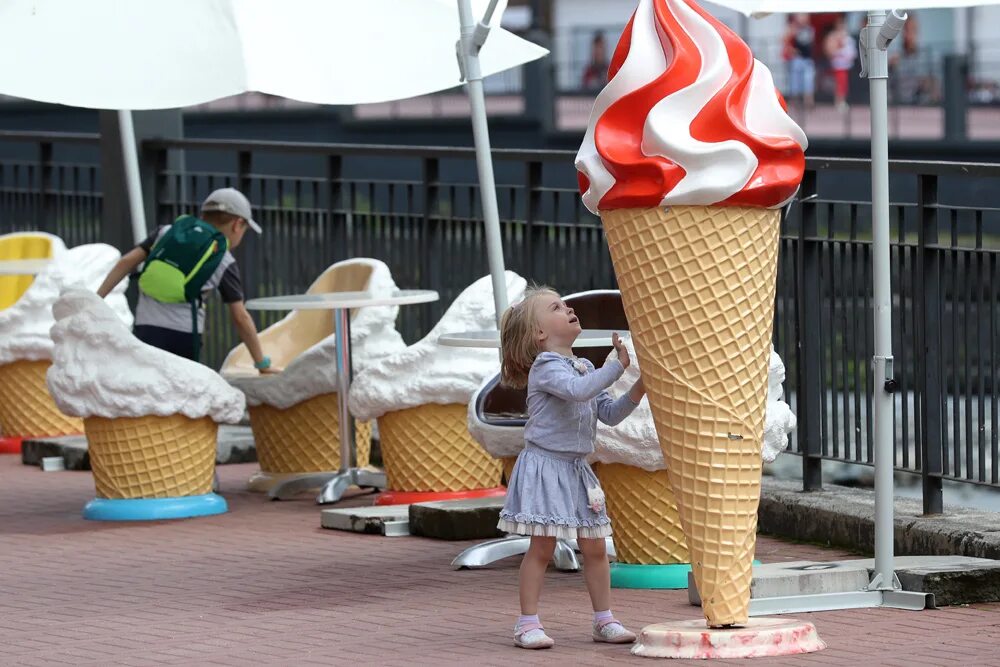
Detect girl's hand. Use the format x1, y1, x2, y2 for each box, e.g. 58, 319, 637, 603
612, 332, 630, 369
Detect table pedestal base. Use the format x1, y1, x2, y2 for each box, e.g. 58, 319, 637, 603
451, 535, 616, 572
265, 468, 386, 503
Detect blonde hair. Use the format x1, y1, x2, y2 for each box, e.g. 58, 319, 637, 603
500, 285, 559, 389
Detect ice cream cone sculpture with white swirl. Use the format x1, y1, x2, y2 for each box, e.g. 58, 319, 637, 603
576, 0, 807, 626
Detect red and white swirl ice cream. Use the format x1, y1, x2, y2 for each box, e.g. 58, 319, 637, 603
575, 0, 806, 211
577, 1, 807, 629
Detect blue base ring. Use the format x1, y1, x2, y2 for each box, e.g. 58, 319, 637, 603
611, 560, 763, 590
83, 493, 228, 521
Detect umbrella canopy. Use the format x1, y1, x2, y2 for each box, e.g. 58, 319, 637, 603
707, 0, 1000, 15
0, 0, 547, 109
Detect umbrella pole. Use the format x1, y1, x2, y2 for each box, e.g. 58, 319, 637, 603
864, 9, 907, 593
118, 110, 148, 244
457, 0, 509, 323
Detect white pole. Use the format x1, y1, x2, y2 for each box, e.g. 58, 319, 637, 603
118, 110, 148, 244
457, 0, 509, 323
865, 8, 907, 593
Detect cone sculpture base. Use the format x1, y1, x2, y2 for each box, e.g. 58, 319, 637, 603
611, 563, 691, 590
0, 436, 23, 454
249, 395, 372, 474
378, 404, 502, 492
0, 360, 84, 440
83, 493, 228, 521
374, 486, 506, 506
631, 618, 826, 660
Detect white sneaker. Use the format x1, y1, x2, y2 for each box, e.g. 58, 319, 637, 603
593, 619, 636, 644
514, 622, 555, 649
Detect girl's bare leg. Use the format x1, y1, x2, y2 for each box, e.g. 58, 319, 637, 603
577, 537, 611, 612
519, 536, 557, 615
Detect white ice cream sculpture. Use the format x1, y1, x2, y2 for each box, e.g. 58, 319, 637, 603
350, 272, 527, 498
0, 239, 131, 451
47, 289, 245, 520
221, 258, 406, 490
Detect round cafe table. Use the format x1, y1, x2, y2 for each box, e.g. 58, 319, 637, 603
437, 328, 622, 572
245, 289, 439, 504
0, 259, 50, 275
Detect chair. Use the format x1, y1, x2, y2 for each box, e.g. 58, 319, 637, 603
0, 232, 63, 310
0, 240, 128, 454
348, 272, 527, 505
221, 258, 405, 493
46, 289, 239, 521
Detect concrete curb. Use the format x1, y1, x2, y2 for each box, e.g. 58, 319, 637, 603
759, 478, 1000, 560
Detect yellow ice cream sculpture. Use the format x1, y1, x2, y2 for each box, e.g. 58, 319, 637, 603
0, 237, 131, 453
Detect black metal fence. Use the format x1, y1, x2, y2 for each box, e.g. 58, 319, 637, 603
1, 132, 998, 513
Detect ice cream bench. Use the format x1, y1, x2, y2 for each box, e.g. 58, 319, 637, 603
224, 258, 408, 496
47, 290, 244, 521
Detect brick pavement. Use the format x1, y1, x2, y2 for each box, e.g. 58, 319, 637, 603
2, 456, 999, 666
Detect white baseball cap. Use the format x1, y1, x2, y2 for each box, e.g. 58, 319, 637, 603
201, 187, 262, 234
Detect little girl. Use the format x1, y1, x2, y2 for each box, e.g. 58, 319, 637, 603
497, 287, 645, 650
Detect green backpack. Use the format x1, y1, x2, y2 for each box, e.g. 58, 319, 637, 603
138, 215, 229, 360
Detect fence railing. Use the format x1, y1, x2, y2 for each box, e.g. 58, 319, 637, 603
1, 132, 998, 514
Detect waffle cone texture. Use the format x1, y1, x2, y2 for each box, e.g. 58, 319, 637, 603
601, 205, 780, 626
85, 414, 217, 499
249, 393, 371, 474
378, 403, 502, 492
0, 360, 82, 438
595, 463, 688, 565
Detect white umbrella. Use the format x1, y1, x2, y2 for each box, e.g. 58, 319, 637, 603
705, 0, 1000, 612
0, 0, 547, 316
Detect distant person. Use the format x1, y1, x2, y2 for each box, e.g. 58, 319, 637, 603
783, 14, 816, 110
97, 188, 273, 371
825, 16, 857, 112
889, 12, 936, 104
581, 32, 609, 92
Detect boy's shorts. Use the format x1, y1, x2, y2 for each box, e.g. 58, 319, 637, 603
134, 325, 202, 362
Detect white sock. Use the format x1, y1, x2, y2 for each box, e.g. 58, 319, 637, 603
594, 609, 614, 625
518, 614, 540, 627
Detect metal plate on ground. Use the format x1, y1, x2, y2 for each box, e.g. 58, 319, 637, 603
320, 504, 410, 537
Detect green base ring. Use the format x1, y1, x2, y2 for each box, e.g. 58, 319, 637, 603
610, 560, 763, 590
611, 562, 691, 589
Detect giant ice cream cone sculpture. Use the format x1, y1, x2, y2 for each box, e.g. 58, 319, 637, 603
47, 290, 245, 521
0, 240, 132, 452
576, 0, 806, 626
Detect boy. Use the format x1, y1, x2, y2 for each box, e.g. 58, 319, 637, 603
97, 187, 272, 372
